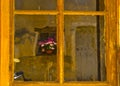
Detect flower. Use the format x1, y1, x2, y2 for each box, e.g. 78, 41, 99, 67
38, 37, 57, 54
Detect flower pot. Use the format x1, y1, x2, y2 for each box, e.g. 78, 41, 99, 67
46, 50, 53, 54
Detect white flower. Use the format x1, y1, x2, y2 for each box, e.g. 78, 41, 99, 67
41, 44, 44, 47
50, 43, 54, 46
53, 42, 57, 45
51, 47, 55, 50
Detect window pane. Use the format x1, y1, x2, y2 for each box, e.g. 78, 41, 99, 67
64, 16, 106, 81
64, 0, 104, 11
15, 0, 57, 10
14, 15, 57, 81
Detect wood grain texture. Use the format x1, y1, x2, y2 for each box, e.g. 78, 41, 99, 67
14, 10, 58, 15
13, 81, 108, 86
105, 0, 118, 86
0, 0, 10, 86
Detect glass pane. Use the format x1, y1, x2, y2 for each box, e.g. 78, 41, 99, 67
14, 15, 57, 81
64, 16, 106, 81
15, 0, 57, 10
64, 0, 104, 11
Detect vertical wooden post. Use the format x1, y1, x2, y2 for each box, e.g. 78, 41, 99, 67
57, 0, 64, 84
117, 0, 120, 86
106, 0, 118, 86
0, 0, 10, 86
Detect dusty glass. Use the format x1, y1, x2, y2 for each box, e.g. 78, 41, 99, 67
14, 15, 57, 81
64, 0, 104, 11
64, 16, 106, 81
15, 0, 57, 10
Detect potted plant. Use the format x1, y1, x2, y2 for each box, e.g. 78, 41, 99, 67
38, 37, 57, 55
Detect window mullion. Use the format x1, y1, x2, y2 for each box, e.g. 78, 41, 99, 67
57, 0, 64, 84
14, 10, 58, 15
64, 11, 105, 16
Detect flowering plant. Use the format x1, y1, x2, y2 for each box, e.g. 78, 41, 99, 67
38, 37, 57, 54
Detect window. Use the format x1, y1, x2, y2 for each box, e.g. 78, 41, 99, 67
0, 0, 118, 86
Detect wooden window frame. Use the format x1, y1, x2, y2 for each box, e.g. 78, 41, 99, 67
0, 0, 118, 86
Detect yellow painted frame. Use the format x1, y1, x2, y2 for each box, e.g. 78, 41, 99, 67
0, 0, 118, 86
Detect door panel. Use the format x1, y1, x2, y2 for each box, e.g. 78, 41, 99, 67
76, 26, 98, 81
64, 16, 106, 81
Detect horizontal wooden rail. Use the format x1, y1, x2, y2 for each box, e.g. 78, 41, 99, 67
13, 81, 109, 86
64, 11, 106, 15
14, 10, 58, 15
14, 10, 106, 16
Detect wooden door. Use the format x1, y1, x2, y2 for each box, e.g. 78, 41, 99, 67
75, 26, 98, 81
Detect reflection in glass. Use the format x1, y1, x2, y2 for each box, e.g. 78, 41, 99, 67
64, 0, 104, 11
64, 16, 106, 81
14, 15, 57, 81
15, 0, 56, 10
